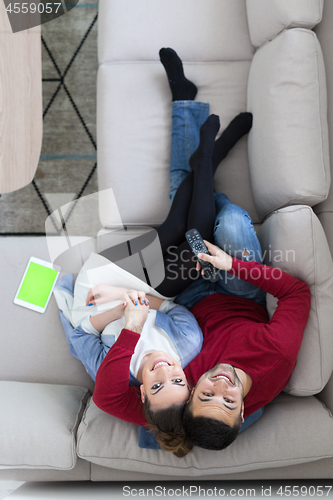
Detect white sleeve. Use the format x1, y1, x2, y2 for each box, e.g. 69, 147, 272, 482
158, 300, 177, 313
81, 316, 101, 336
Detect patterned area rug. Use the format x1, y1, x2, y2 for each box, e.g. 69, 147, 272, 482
0, 1, 99, 235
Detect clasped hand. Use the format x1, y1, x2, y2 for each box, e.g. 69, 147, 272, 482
123, 291, 149, 334
86, 285, 149, 334
86, 284, 127, 306
86, 285, 150, 307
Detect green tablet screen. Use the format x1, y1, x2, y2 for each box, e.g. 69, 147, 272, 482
17, 262, 58, 307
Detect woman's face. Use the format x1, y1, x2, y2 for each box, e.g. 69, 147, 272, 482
140, 351, 190, 408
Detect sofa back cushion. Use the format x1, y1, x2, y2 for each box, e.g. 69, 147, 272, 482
246, 0, 324, 48
98, 0, 254, 64
247, 29, 330, 220
77, 394, 333, 475
314, 0, 333, 219
259, 206, 333, 396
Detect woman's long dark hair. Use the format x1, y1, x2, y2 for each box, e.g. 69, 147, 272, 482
142, 397, 193, 458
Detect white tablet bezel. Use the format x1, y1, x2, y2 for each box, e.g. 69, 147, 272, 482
14, 257, 61, 313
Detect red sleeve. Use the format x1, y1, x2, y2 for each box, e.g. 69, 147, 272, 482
93, 329, 148, 427
229, 257, 308, 296
230, 258, 311, 355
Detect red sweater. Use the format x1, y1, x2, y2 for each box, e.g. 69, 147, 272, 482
185, 258, 311, 417
94, 328, 146, 426
93, 258, 311, 424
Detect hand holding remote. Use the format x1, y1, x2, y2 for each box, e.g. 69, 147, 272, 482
197, 240, 233, 273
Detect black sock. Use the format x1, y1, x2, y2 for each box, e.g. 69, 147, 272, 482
156, 113, 251, 253
159, 48, 197, 101
189, 114, 220, 170
212, 112, 253, 171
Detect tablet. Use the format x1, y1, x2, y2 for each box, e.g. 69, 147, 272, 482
14, 257, 61, 313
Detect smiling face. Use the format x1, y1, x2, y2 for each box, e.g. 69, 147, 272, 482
190, 363, 245, 427
140, 351, 190, 409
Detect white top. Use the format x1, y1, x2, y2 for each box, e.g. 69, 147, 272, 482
71, 252, 179, 378
81, 300, 179, 377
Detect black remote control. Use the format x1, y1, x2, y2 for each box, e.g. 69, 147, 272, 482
185, 229, 219, 282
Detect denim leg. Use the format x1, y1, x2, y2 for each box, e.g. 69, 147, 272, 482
169, 102, 213, 308
169, 101, 210, 203
174, 274, 216, 310
58, 311, 112, 381
213, 194, 266, 308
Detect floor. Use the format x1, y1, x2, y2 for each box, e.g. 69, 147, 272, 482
0, 482, 125, 500
2, 480, 333, 499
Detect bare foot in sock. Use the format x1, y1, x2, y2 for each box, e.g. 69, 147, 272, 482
159, 48, 197, 101
212, 112, 253, 170
189, 114, 220, 170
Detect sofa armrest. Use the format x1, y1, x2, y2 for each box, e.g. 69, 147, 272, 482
0, 382, 90, 470
246, 0, 324, 48
317, 372, 333, 413
258, 206, 333, 396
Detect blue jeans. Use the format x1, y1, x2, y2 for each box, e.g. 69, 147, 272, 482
169, 101, 210, 202
169, 101, 266, 310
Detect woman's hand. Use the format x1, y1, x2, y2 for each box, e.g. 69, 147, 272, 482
122, 289, 149, 306
123, 292, 149, 334
196, 240, 233, 272
112, 303, 127, 321
89, 303, 126, 333
86, 284, 128, 306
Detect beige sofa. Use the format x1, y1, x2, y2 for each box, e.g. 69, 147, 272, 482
1, 0, 333, 482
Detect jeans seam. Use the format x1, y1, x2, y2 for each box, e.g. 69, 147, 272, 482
185, 102, 191, 162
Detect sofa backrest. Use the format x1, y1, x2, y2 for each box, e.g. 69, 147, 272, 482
314, 0, 333, 258
247, 28, 330, 220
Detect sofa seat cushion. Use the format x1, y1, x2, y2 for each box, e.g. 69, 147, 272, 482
0, 237, 94, 391
0, 381, 89, 470
259, 206, 333, 396
246, 0, 324, 48
98, 0, 254, 64
247, 29, 330, 220
98, 60, 261, 227
77, 394, 333, 476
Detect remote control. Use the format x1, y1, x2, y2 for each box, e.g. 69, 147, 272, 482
185, 229, 219, 282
